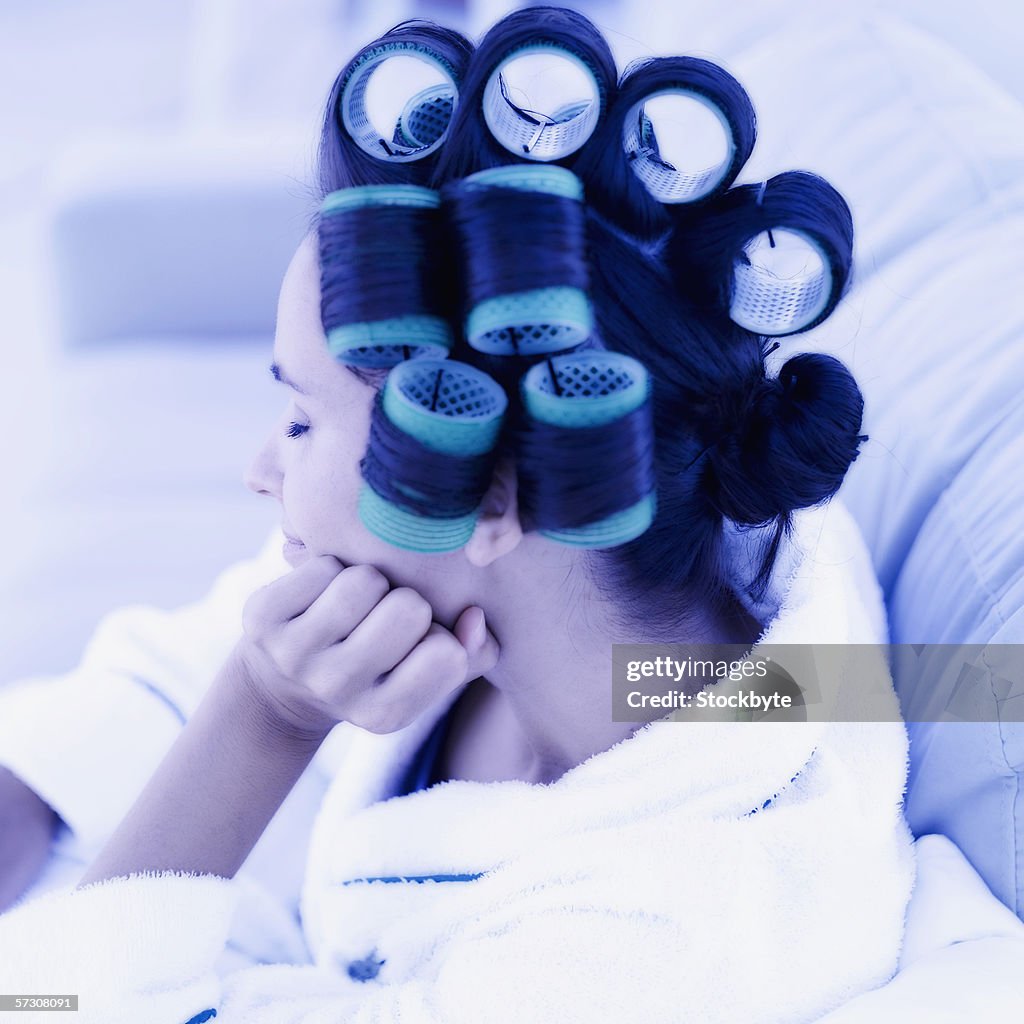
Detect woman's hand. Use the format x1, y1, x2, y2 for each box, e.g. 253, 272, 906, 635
79, 559, 498, 887
233, 555, 500, 741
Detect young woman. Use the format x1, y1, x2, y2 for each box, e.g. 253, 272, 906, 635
4, 7, 1022, 1023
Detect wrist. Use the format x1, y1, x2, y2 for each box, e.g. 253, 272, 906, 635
223, 646, 338, 748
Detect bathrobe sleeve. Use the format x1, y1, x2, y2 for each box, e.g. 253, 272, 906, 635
809, 834, 1024, 1021
3, 833, 1023, 1024
0, 530, 287, 851
0, 861, 745, 1024
0, 871, 367, 1024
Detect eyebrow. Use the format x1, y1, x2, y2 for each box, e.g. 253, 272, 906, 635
269, 362, 309, 396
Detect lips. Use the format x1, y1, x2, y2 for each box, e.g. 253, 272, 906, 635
281, 529, 309, 568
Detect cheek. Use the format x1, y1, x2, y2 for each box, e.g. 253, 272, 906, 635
287, 420, 409, 570
285, 414, 466, 604
283, 428, 365, 539
317, 453, 362, 514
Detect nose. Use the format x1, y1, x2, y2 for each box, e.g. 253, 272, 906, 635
244, 427, 283, 500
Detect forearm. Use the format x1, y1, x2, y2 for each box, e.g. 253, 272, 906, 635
77, 650, 332, 887
0, 766, 59, 911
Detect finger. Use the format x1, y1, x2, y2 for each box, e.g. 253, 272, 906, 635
452, 606, 501, 681
311, 587, 434, 698
286, 563, 391, 653
244, 554, 346, 632
348, 623, 469, 733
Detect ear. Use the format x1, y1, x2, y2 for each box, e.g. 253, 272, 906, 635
464, 456, 523, 567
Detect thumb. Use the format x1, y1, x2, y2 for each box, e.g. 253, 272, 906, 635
453, 606, 500, 680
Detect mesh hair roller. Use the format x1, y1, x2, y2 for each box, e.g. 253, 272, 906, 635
482, 43, 603, 161
358, 359, 508, 552
393, 84, 457, 148
321, 23, 471, 189
340, 39, 461, 162
517, 351, 657, 548
319, 185, 453, 367
618, 57, 756, 204
428, 6, 616, 182
728, 172, 853, 336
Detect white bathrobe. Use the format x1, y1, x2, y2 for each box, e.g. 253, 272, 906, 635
0, 499, 1019, 1023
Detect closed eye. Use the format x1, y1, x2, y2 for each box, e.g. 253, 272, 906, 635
285, 421, 309, 438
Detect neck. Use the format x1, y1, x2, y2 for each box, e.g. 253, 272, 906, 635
476, 571, 762, 785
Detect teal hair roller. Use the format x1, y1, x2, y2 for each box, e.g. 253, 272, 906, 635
358, 358, 508, 553
517, 350, 657, 548
454, 164, 594, 357
319, 184, 454, 368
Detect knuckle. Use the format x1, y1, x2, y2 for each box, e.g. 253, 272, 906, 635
344, 561, 391, 598
268, 636, 302, 679
386, 588, 432, 630
342, 563, 390, 598
431, 634, 469, 678
305, 664, 339, 703
324, 660, 356, 697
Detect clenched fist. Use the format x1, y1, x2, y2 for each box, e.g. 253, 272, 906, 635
233, 555, 500, 740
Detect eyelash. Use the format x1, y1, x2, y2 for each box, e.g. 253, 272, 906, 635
285, 421, 309, 439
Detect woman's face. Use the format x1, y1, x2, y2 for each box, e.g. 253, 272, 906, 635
244, 234, 475, 621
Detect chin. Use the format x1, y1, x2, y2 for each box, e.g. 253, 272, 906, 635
282, 536, 311, 568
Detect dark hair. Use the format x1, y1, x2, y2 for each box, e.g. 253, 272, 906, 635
310, 7, 866, 638
315, 20, 474, 190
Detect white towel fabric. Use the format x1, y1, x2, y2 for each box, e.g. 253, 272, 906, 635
0, 498, 928, 1023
